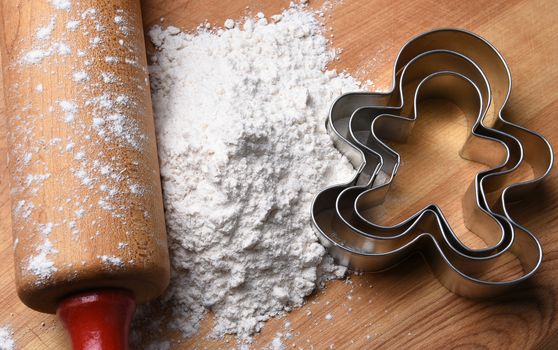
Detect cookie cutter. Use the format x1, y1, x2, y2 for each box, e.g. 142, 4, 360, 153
311, 29, 553, 297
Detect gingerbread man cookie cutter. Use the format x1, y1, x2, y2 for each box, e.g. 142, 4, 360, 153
311, 29, 553, 297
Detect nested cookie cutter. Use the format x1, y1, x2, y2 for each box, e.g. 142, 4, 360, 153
311, 29, 553, 297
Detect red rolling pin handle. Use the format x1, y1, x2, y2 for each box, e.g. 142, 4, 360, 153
57, 289, 136, 350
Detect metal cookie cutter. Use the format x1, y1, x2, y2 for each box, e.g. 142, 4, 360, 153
311, 29, 553, 297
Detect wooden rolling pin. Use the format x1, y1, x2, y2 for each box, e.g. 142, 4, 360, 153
0, 0, 170, 348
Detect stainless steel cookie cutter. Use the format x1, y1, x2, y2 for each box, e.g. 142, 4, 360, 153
311, 29, 553, 297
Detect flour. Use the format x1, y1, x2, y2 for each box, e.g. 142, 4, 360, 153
142, 3, 361, 341
26, 239, 58, 280
0, 326, 14, 350
224, 18, 236, 29
49, 0, 71, 11
36, 16, 56, 40
72, 71, 89, 82
97, 255, 124, 268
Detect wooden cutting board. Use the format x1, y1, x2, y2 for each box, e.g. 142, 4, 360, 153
1, 0, 558, 348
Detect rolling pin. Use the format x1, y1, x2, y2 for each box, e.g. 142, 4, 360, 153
0, 0, 170, 348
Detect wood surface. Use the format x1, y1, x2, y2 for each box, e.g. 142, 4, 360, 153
0, 0, 169, 314
1, 0, 558, 348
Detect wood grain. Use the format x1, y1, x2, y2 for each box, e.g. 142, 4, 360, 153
1, 0, 558, 348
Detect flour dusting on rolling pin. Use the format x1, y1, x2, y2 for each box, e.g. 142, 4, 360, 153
1, 0, 170, 344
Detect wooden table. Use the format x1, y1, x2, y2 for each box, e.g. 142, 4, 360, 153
1, 0, 557, 348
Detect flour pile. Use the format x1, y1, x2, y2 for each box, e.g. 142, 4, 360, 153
146, 4, 359, 339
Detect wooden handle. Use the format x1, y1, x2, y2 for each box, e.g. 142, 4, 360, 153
0, 0, 170, 313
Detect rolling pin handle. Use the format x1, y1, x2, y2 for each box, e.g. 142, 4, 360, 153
57, 289, 136, 350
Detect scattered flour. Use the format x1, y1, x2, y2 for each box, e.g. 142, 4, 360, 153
0, 326, 14, 350
22, 49, 50, 65
97, 255, 124, 268
72, 70, 89, 82
36, 16, 56, 40
270, 336, 285, 350
140, 4, 361, 342
224, 18, 235, 29
66, 20, 80, 31
57, 100, 78, 123
26, 239, 59, 280
49, 0, 71, 11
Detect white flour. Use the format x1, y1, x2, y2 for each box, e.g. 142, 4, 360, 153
144, 3, 360, 341
0, 326, 14, 350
